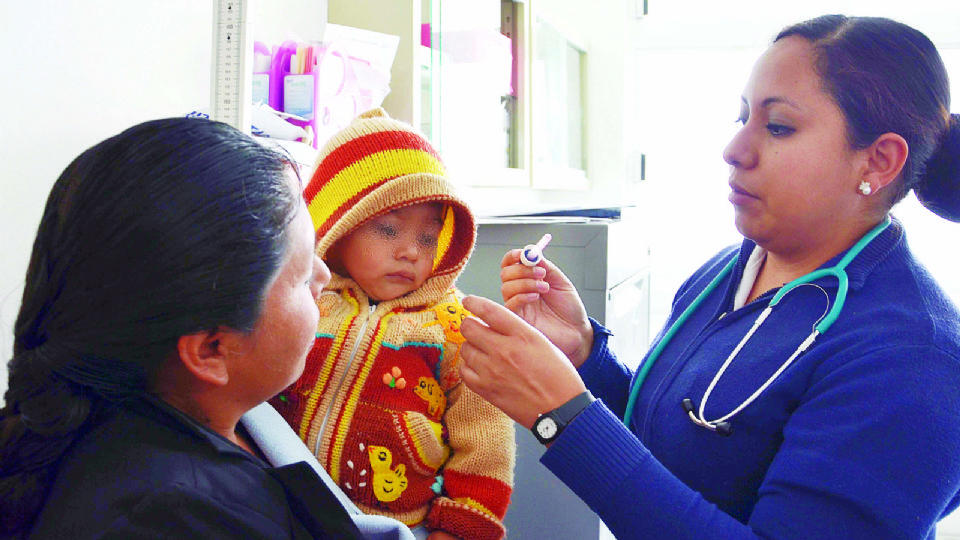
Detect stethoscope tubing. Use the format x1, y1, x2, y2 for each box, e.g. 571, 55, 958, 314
622, 217, 891, 431
622, 256, 736, 427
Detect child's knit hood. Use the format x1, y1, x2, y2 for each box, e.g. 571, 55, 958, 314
303, 108, 475, 307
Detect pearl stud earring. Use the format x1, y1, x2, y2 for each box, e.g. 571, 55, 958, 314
858, 181, 873, 196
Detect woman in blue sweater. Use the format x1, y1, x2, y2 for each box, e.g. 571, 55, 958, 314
459, 15, 960, 539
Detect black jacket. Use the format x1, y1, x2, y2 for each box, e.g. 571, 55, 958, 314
28, 395, 362, 539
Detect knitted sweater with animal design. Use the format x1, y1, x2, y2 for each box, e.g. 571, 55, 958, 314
272, 283, 514, 539
272, 109, 515, 540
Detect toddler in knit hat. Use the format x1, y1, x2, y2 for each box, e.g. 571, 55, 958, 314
271, 109, 515, 540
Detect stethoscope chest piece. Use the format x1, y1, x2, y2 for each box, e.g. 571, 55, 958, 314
682, 398, 732, 436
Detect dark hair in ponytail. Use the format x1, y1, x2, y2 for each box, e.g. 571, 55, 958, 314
0, 118, 299, 533
776, 15, 960, 222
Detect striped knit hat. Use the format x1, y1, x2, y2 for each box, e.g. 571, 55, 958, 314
304, 108, 475, 280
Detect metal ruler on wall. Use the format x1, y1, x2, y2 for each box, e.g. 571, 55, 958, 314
211, 0, 252, 133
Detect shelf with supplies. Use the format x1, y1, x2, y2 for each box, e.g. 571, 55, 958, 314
209, 0, 401, 179
211, 0, 637, 195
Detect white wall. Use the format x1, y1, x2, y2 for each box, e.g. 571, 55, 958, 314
0, 2, 213, 401
0, 0, 327, 402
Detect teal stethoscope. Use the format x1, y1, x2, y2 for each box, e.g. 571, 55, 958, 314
622, 217, 891, 436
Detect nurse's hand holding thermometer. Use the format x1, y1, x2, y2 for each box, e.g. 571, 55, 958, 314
459, 234, 595, 427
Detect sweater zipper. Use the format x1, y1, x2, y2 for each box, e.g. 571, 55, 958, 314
314, 303, 376, 456
718, 284, 779, 321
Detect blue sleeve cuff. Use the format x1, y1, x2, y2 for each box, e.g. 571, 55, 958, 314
578, 318, 614, 382
542, 401, 751, 538
542, 399, 651, 513
577, 318, 632, 417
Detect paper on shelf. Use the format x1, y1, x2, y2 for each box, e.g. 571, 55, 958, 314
322, 23, 399, 74
186, 103, 311, 143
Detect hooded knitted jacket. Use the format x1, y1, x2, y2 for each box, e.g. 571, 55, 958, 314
271, 109, 515, 540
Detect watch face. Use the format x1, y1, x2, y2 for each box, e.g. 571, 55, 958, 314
536, 417, 558, 440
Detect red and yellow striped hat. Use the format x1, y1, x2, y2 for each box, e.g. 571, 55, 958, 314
304, 108, 475, 278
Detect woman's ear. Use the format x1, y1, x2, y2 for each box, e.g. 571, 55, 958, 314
860, 132, 909, 194
176, 330, 232, 386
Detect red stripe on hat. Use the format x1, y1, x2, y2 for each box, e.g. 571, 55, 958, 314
312, 180, 397, 241
304, 130, 442, 203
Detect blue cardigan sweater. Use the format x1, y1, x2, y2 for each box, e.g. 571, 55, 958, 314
543, 219, 960, 539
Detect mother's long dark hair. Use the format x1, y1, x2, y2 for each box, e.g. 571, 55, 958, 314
0, 118, 299, 533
